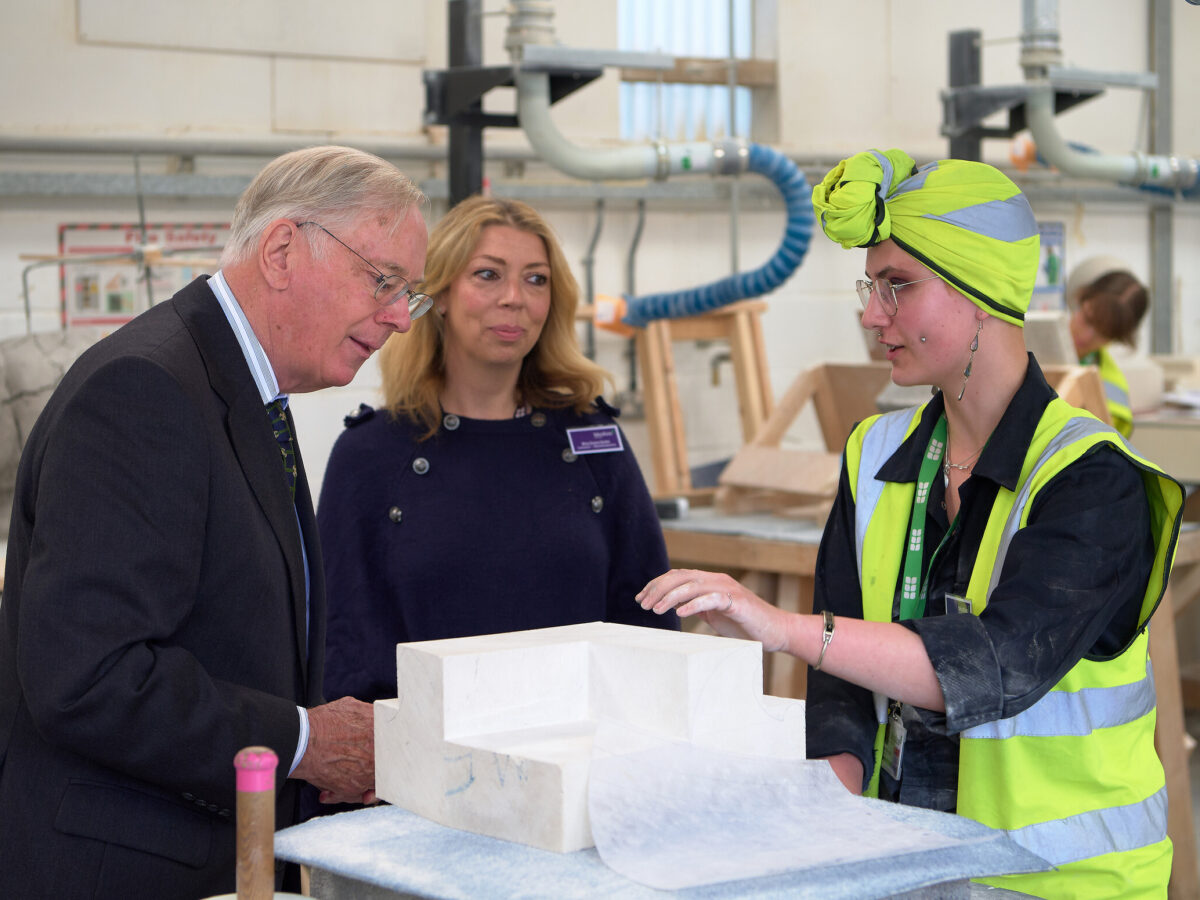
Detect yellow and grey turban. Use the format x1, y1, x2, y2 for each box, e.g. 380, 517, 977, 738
812, 148, 1040, 327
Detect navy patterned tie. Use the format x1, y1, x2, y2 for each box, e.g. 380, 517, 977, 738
267, 399, 297, 499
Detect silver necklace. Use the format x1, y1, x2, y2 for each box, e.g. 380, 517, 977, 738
942, 445, 983, 482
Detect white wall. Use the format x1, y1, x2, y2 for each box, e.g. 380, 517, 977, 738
2, 0, 1198, 496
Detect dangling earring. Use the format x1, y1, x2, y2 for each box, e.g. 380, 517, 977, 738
957, 319, 983, 402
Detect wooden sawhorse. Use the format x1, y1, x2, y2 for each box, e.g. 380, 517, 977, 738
637, 300, 772, 499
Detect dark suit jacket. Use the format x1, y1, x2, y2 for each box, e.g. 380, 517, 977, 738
0, 277, 326, 899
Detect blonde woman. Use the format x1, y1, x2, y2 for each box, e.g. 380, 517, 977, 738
318, 196, 677, 707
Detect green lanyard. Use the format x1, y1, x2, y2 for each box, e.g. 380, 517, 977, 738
898, 415, 948, 621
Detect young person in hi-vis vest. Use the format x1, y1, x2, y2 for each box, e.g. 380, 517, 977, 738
1065, 255, 1150, 439
638, 148, 1183, 899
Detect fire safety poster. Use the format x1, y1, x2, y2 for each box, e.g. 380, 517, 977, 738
57, 222, 227, 329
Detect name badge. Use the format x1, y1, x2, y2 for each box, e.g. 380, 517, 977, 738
881, 703, 906, 780
945, 593, 974, 615
567, 425, 624, 455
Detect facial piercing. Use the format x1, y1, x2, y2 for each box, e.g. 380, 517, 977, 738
957, 319, 983, 402
920, 336, 927, 343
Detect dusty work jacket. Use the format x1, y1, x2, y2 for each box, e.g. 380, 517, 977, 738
846, 396, 1182, 899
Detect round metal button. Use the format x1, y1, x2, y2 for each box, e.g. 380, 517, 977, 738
531, 412, 546, 428
562, 449, 577, 463
412, 457, 430, 475
591, 496, 604, 513
388, 506, 403, 523
442, 413, 460, 431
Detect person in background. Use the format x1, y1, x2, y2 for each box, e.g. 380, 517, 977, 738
318, 195, 677, 710
638, 149, 1182, 899
0, 145, 428, 899
1065, 255, 1150, 437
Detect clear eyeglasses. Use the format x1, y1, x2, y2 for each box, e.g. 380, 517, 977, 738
855, 275, 940, 317
298, 221, 433, 319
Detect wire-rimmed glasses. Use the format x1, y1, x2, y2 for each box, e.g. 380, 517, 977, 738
855, 275, 940, 317
297, 221, 433, 319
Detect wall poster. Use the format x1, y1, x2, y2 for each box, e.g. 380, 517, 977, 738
57, 222, 228, 329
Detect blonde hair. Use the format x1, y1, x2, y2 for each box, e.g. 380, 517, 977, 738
220, 145, 425, 267
380, 196, 611, 438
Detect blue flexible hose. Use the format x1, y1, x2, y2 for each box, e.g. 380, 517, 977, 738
621, 143, 813, 327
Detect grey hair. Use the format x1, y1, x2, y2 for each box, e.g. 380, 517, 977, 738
219, 145, 426, 267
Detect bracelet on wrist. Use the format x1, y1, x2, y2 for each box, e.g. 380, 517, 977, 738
813, 609, 835, 671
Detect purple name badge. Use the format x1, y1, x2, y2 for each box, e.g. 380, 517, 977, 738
567, 425, 624, 455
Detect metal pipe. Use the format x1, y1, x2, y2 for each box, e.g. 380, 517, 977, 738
448, 0, 485, 206
1019, 0, 1062, 78
727, 0, 740, 275
506, 5, 811, 327
581, 198, 604, 360
1025, 84, 1198, 192
0, 134, 534, 163
625, 198, 646, 391
133, 153, 155, 312
1149, 0, 1174, 354
508, 0, 668, 180
517, 69, 720, 182
625, 199, 646, 299
1021, 0, 1199, 195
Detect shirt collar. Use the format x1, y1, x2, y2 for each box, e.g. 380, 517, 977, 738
875, 353, 1055, 492
208, 270, 285, 407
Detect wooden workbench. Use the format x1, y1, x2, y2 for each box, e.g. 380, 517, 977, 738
661, 510, 1200, 899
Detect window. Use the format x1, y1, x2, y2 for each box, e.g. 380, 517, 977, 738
618, 0, 753, 142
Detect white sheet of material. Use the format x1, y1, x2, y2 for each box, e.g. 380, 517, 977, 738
588, 733, 966, 891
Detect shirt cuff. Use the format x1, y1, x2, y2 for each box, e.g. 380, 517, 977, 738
291, 706, 310, 776
910, 613, 1004, 733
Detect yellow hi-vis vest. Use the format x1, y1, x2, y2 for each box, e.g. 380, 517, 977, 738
845, 397, 1183, 900
1091, 346, 1134, 439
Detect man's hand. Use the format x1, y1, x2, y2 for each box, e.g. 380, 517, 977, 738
291, 696, 376, 805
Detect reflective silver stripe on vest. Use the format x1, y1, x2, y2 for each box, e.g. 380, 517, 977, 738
985, 415, 1115, 599
963, 660, 1155, 739
919, 194, 1040, 243
1103, 379, 1130, 409
1005, 785, 1168, 868
853, 407, 921, 586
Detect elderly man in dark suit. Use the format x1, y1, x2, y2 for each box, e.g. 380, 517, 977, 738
0, 145, 429, 898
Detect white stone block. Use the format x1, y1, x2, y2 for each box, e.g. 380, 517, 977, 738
375, 622, 805, 853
